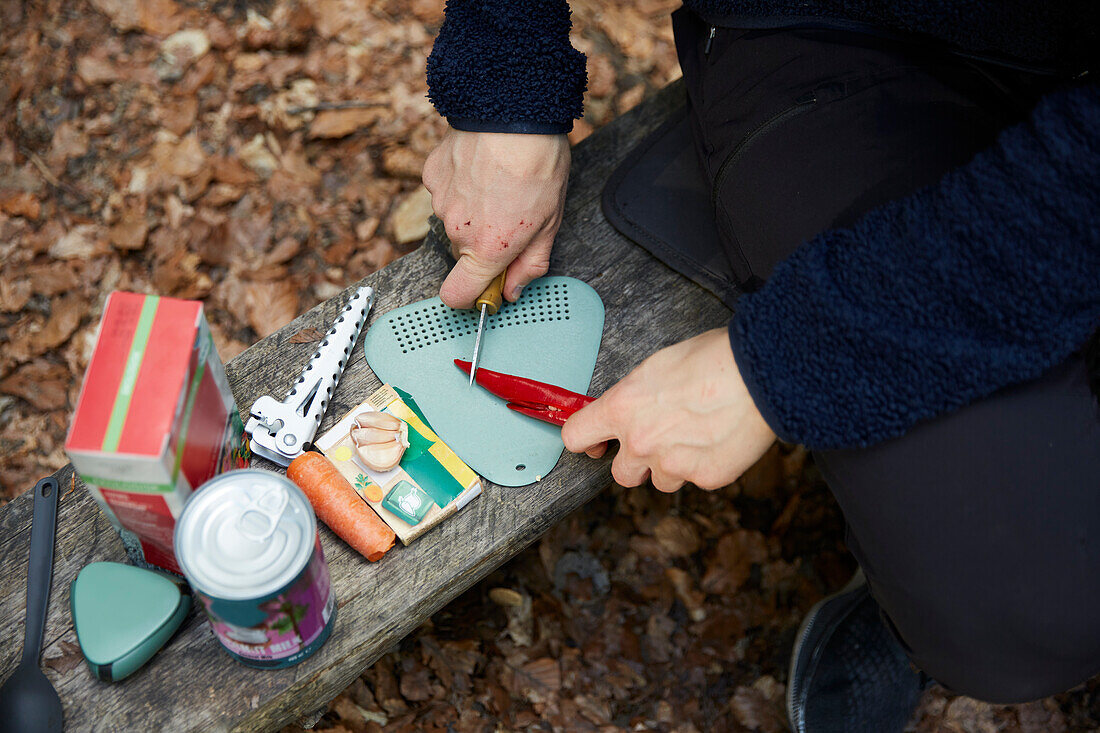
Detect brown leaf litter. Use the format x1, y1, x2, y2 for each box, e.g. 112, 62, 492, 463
1, 1, 1096, 730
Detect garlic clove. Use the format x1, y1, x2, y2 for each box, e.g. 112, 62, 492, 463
356, 439, 406, 472
354, 412, 404, 431
351, 426, 406, 446
350, 412, 409, 471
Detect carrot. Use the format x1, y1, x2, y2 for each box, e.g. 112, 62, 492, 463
287, 451, 396, 562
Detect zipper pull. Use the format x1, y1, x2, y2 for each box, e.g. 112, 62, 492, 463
704, 26, 716, 57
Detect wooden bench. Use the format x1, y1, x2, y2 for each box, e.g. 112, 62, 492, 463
0, 81, 733, 732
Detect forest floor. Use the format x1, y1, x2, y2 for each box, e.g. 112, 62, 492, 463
1, 0, 1097, 730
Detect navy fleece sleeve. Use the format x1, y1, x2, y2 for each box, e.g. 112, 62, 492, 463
730, 83, 1100, 449
426, 0, 587, 134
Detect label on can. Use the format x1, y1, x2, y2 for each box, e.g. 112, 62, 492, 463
174, 470, 336, 668
196, 537, 334, 666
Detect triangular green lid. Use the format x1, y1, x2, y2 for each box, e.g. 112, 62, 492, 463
71, 562, 185, 666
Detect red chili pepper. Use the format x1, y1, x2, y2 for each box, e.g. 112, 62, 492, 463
454, 359, 594, 427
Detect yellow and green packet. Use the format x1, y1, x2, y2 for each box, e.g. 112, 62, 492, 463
315, 384, 482, 545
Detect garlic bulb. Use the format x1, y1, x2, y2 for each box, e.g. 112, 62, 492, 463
351, 412, 410, 472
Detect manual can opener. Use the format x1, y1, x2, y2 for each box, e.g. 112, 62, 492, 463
246, 285, 374, 466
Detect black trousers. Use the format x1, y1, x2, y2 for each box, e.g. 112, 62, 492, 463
670, 10, 1100, 704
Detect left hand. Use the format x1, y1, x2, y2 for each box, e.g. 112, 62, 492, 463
422, 129, 570, 308
561, 328, 777, 492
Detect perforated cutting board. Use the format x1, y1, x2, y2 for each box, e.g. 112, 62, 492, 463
363, 277, 604, 486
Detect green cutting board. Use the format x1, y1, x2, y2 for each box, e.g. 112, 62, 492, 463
363, 277, 604, 487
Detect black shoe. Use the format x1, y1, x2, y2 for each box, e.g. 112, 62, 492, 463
786, 571, 925, 733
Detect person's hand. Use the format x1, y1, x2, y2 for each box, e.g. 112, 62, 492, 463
561, 328, 777, 492
422, 129, 570, 308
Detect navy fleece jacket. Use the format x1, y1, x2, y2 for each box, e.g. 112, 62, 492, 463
731, 84, 1100, 447
426, 2, 1100, 449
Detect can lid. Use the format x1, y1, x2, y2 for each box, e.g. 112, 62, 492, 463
174, 470, 316, 600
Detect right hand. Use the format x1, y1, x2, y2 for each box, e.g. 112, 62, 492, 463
422, 129, 570, 308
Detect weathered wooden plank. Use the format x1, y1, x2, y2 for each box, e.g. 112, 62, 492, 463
0, 80, 733, 732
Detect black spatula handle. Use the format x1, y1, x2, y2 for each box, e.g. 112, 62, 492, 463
22, 477, 60, 667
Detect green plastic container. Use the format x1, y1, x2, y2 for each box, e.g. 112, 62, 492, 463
70, 562, 190, 682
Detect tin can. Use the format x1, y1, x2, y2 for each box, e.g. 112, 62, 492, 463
174, 469, 336, 668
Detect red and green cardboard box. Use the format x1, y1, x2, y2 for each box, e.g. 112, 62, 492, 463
65, 292, 250, 573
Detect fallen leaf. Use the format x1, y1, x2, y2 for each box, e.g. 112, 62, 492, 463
308, 107, 386, 139
138, 0, 181, 34
941, 696, 1002, 733
354, 216, 380, 242
242, 9, 280, 50
729, 676, 787, 733
160, 96, 199, 136
654, 515, 701, 557
311, 0, 365, 40
553, 550, 611, 598
153, 251, 212, 299
262, 237, 300, 266
1016, 699, 1068, 732
643, 612, 675, 664
50, 225, 109, 259
238, 134, 278, 179
588, 53, 617, 97
0, 191, 39, 219
0, 361, 69, 410
127, 166, 151, 194
203, 183, 245, 206
568, 119, 594, 146
347, 238, 399, 276
77, 54, 121, 85
48, 121, 89, 168
109, 210, 149, 251
390, 186, 433, 244
701, 529, 768, 595
363, 656, 407, 716
0, 279, 32, 312
165, 195, 193, 229
208, 323, 248, 362
259, 78, 319, 131
33, 294, 84, 353
88, 0, 141, 31
279, 146, 320, 187
665, 567, 706, 621
161, 29, 210, 66
210, 156, 258, 185
245, 279, 298, 337
89, 0, 180, 33
226, 195, 273, 259
381, 146, 425, 179
163, 134, 207, 178
410, 0, 444, 23
231, 52, 267, 74
24, 262, 81, 296
517, 657, 561, 697
504, 593, 534, 647
176, 53, 216, 94
398, 659, 433, 702
488, 588, 525, 607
